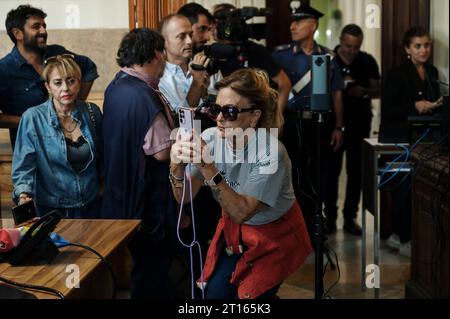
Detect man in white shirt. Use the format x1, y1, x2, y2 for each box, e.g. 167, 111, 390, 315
159, 13, 222, 299
159, 14, 220, 113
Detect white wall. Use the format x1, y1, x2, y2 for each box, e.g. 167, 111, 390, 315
431, 0, 449, 94
0, 0, 128, 30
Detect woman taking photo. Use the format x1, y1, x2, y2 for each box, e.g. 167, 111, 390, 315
12, 55, 102, 218
170, 68, 312, 299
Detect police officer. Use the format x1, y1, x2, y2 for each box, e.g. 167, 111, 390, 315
272, 2, 345, 239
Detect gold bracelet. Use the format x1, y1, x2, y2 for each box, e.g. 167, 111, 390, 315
169, 174, 184, 188
169, 166, 184, 181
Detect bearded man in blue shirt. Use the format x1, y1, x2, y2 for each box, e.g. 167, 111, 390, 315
0, 5, 98, 148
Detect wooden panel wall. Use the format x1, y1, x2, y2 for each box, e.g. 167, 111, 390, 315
128, 0, 187, 30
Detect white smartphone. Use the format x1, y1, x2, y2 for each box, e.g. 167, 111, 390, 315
178, 107, 194, 139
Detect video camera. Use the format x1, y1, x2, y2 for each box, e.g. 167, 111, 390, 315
215, 6, 271, 43
194, 42, 236, 75
193, 7, 271, 75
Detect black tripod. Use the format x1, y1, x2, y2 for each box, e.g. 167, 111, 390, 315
293, 109, 336, 299
312, 112, 332, 299
289, 54, 337, 299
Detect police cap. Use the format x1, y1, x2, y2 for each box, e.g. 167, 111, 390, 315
291, 1, 324, 21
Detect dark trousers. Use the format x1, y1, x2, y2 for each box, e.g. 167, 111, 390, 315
204, 250, 281, 299
281, 110, 333, 242
128, 228, 174, 299
324, 115, 371, 223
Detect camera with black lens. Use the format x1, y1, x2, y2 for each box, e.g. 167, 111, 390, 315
214, 6, 272, 43
195, 42, 236, 75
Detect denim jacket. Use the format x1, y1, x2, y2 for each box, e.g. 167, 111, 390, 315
12, 99, 102, 208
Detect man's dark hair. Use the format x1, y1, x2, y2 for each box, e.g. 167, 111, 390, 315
402, 26, 430, 48
116, 28, 165, 67
340, 24, 364, 38
5, 5, 47, 44
178, 2, 214, 25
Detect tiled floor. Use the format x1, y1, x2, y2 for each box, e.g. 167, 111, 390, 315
277, 213, 411, 299
277, 104, 411, 299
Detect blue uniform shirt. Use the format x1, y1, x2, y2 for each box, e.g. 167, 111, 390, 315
0, 45, 99, 116
272, 42, 345, 110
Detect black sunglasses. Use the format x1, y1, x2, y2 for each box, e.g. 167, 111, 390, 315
44, 53, 75, 66
206, 103, 259, 121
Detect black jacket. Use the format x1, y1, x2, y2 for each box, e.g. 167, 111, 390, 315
380, 60, 440, 141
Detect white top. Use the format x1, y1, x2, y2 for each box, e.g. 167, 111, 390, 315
158, 61, 222, 112
191, 127, 296, 225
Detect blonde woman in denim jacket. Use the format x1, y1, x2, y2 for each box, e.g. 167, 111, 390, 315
12, 55, 102, 218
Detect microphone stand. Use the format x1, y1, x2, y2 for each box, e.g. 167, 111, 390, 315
310, 54, 334, 299
290, 54, 336, 299
293, 108, 335, 300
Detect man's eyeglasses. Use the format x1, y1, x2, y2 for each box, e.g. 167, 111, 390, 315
43, 54, 75, 66
205, 103, 259, 121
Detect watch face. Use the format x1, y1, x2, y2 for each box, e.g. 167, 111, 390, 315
212, 173, 223, 185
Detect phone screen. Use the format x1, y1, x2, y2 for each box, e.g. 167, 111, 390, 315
11, 200, 36, 226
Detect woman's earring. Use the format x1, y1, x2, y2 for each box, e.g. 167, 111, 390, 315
407, 54, 411, 59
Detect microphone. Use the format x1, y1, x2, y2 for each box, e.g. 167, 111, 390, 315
311, 55, 331, 113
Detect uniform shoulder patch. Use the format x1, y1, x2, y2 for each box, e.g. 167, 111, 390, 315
273, 44, 291, 52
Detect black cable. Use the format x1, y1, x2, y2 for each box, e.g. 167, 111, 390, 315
322, 243, 341, 299
381, 133, 448, 193
0, 274, 65, 299
65, 243, 117, 299
380, 168, 412, 193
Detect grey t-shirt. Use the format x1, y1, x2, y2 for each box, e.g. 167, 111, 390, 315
192, 127, 295, 225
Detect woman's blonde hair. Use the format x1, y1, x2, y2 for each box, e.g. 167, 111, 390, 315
215, 68, 284, 132
42, 55, 82, 83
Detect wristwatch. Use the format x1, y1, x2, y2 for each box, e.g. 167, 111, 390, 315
335, 126, 345, 132
204, 172, 224, 187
